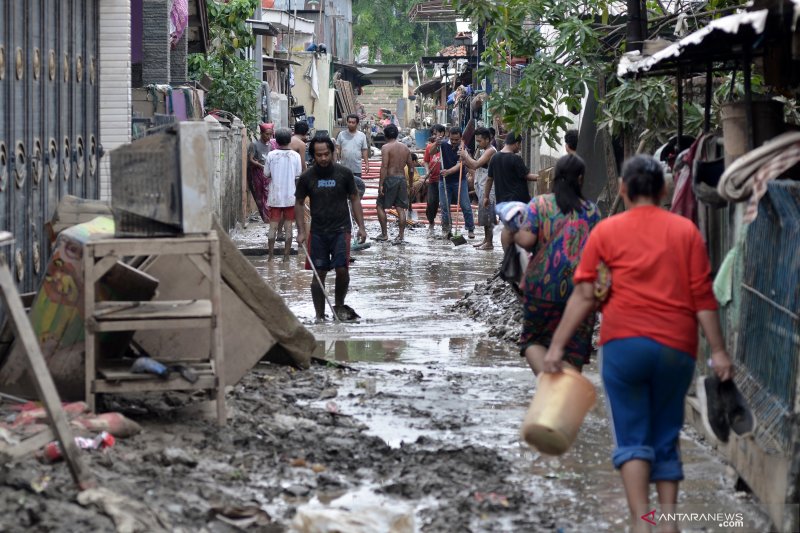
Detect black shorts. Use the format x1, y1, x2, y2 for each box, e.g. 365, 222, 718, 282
353, 174, 366, 198
305, 231, 350, 271
379, 175, 409, 209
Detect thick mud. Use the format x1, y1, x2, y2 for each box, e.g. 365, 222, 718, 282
0, 220, 773, 532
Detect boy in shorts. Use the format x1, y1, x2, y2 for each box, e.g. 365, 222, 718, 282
265, 128, 302, 261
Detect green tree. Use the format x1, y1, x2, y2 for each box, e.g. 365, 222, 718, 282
353, 0, 456, 64
455, 0, 604, 149
188, 0, 262, 129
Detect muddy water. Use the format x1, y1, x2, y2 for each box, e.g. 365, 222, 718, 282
233, 220, 771, 532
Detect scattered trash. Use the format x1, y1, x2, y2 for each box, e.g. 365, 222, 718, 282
130, 357, 169, 379
291, 457, 308, 468
283, 483, 311, 497
159, 447, 198, 468
77, 487, 170, 533
210, 503, 271, 529
473, 491, 510, 508
42, 431, 115, 463
72, 412, 142, 438
292, 488, 414, 533
30, 475, 50, 494
319, 388, 338, 400
170, 364, 198, 384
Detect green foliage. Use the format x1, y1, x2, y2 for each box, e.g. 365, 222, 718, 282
353, 0, 456, 64
188, 0, 261, 128
599, 77, 676, 148
455, 0, 603, 148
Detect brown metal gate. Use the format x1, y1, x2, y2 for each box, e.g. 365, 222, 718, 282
0, 0, 99, 292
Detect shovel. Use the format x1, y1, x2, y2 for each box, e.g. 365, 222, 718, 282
451, 166, 468, 246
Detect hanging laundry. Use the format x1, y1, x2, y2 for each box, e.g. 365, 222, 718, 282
170, 0, 189, 48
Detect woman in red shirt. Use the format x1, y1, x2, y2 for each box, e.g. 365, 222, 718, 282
543, 155, 733, 533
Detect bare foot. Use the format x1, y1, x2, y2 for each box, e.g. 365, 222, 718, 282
267, 254, 274, 261
472, 240, 487, 248
477, 242, 494, 250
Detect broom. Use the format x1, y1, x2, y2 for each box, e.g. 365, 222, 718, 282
451, 165, 468, 246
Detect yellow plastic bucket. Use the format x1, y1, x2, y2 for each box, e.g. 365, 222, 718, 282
521, 367, 597, 455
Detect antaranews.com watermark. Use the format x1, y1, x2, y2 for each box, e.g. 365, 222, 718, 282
638, 503, 797, 531
641, 510, 745, 529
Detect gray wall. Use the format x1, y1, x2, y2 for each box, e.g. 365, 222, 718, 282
142, 0, 171, 85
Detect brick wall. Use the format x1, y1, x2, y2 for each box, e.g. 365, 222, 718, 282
360, 85, 404, 121
170, 30, 188, 83
142, 0, 171, 85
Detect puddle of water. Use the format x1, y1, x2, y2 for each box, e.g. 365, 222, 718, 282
311, 337, 519, 367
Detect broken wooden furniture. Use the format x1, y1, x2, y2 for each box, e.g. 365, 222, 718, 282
83, 232, 225, 425
0, 231, 92, 489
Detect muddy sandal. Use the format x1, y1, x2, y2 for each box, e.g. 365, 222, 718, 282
373, 235, 389, 242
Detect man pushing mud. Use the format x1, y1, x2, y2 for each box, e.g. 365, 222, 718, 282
295, 136, 367, 321
375, 124, 415, 245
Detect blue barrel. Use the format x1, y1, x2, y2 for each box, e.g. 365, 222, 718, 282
414, 129, 429, 149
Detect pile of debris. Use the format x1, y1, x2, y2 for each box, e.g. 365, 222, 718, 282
452, 272, 522, 345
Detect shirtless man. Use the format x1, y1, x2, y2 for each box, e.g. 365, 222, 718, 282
376, 124, 415, 244
290, 121, 309, 172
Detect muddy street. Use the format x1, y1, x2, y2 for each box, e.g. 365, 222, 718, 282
230, 218, 772, 532
0, 220, 772, 533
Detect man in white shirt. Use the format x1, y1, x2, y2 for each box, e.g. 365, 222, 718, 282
265, 128, 303, 261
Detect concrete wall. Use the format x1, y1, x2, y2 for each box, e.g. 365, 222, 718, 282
98, 0, 133, 202
293, 53, 332, 133
205, 117, 246, 231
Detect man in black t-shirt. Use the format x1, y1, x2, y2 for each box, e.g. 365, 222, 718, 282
485, 132, 538, 249
295, 136, 367, 320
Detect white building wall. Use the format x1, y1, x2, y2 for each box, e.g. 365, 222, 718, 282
98, 0, 133, 202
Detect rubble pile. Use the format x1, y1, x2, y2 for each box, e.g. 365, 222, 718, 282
452, 272, 523, 345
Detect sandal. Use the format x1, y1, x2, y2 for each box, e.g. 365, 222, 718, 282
476, 242, 494, 251
373, 234, 389, 242
391, 237, 406, 245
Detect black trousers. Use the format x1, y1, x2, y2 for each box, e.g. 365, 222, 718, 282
426, 181, 440, 225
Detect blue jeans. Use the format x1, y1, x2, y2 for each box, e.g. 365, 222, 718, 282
438, 175, 474, 231
601, 337, 695, 481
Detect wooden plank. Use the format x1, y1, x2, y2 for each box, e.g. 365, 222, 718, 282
93, 300, 213, 320
93, 375, 216, 393
0, 266, 92, 489
92, 317, 214, 333
187, 254, 213, 281
87, 234, 214, 257
98, 367, 214, 381
91, 256, 121, 283
210, 234, 226, 425
212, 219, 315, 369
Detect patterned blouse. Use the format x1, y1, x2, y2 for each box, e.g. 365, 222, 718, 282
520, 194, 601, 302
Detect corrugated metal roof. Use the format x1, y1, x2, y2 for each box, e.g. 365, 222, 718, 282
617, 9, 768, 77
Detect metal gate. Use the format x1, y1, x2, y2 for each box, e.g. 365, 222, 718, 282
0, 0, 99, 292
